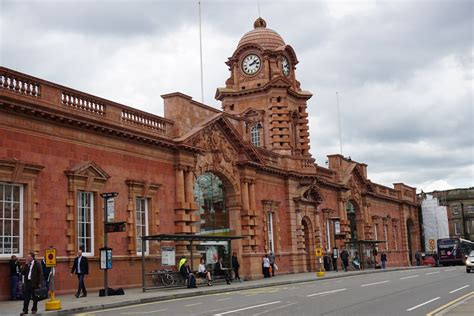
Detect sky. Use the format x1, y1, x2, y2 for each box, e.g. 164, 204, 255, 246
1, 0, 472, 192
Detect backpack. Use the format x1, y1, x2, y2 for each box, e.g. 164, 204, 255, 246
187, 275, 197, 288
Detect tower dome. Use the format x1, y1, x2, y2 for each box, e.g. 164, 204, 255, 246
237, 17, 285, 51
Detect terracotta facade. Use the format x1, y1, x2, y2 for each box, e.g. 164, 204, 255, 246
0, 18, 420, 299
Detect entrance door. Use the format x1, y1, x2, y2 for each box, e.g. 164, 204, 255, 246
302, 219, 312, 271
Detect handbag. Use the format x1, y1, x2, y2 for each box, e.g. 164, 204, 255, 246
33, 287, 48, 301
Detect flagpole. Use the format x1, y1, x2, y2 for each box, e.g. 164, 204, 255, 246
198, 1, 204, 104
336, 92, 343, 155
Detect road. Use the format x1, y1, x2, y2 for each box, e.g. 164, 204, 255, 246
76, 267, 473, 316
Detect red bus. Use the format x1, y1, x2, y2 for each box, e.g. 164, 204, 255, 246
437, 238, 474, 266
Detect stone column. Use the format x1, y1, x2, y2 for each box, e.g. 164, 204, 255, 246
184, 169, 194, 204
175, 166, 185, 204
249, 181, 256, 212
241, 180, 250, 212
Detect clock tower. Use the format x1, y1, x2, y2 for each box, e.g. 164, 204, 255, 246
216, 17, 313, 158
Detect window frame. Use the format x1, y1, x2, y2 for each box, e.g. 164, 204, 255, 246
250, 124, 261, 147
0, 183, 24, 258
267, 212, 274, 253
453, 222, 461, 236
452, 205, 459, 215
77, 191, 94, 256
136, 197, 149, 256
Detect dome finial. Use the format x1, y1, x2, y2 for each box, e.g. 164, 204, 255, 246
254, 17, 267, 29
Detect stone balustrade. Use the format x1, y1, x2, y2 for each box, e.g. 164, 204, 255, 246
0, 66, 171, 136
0, 69, 41, 97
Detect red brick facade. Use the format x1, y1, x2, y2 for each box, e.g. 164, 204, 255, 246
0, 18, 420, 299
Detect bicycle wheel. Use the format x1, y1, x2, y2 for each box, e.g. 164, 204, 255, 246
162, 273, 174, 286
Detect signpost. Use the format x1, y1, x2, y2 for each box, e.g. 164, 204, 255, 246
315, 247, 325, 277
100, 192, 119, 297
44, 246, 61, 311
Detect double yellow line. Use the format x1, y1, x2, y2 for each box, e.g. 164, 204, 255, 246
426, 291, 474, 316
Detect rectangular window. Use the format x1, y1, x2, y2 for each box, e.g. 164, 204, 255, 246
0, 183, 23, 257
452, 206, 459, 215
136, 198, 149, 255
454, 222, 461, 236
466, 205, 474, 214
77, 192, 94, 255
267, 212, 274, 253
384, 225, 388, 250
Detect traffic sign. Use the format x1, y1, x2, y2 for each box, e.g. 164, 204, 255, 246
45, 248, 56, 267
315, 248, 323, 257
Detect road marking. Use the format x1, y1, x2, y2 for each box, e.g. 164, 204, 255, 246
444, 268, 456, 271
449, 285, 470, 293
252, 302, 297, 315
406, 297, 440, 311
400, 275, 419, 280
426, 292, 474, 316
361, 280, 390, 287
121, 310, 167, 315
185, 302, 203, 307
216, 298, 232, 302
307, 288, 347, 297
425, 271, 440, 275
214, 301, 281, 316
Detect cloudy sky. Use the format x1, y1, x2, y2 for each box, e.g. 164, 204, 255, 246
1, 0, 472, 192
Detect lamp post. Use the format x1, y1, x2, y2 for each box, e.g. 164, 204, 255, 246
100, 192, 118, 297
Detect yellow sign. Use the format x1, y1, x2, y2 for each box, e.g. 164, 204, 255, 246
315, 248, 323, 257
428, 239, 436, 251
45, 248, 56, 267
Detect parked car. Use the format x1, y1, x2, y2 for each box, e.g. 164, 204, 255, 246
421, 253, 437, 267
466, 250, 474, 273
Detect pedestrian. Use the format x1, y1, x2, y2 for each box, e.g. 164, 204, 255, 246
415, 251, 421, 266
197, 257, 212, 286
71, 247, 89, 298
9, 255, 20, 301
269, 251, 276, 277
262, 254, 271, 278
381, 252, 387, 269
352, 252, 361, 270
232, 252, 242, 282
41, 258, 52, 290
179, 259, 196, 288
20, 252, 43, 315
332, 248, 339, 272
340, 248, 349, 272
214, 257, 231, 284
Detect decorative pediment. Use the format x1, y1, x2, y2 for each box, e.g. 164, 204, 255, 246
178, 114, 264, 164
65, 161, 110, 180
294, 179, 323, 204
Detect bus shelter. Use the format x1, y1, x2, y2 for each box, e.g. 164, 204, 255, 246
141, 234, 242, 291
344, 240, 386, 270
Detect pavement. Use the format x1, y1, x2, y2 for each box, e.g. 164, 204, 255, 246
0, 266, 471, 315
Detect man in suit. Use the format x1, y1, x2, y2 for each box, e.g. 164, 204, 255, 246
71, 247, 89, 298
21, 252, 43, 315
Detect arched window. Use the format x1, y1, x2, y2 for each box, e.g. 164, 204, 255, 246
250, 124, 261, 147
346, 201, 357, 240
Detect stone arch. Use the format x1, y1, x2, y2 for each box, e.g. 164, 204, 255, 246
301, 216, 315, 272
346, 199, 363, 241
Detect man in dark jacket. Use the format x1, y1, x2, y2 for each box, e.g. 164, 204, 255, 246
71, 248, 89, 298
21, 252, 43, 315
340, 248, 349, 272
231, 252, 241, 282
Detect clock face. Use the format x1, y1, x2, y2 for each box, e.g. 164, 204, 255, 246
282, 57, 290, 76
242, 54, 261, 75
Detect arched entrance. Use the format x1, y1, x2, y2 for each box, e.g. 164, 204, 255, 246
346, 201, 358, 240
194, 172, 229, 234
406, 218, 415, 265
302, 217, 313, 271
